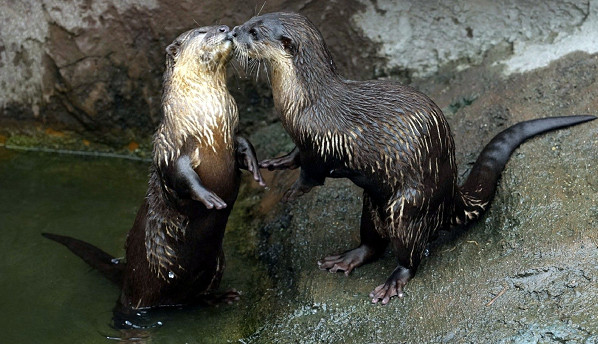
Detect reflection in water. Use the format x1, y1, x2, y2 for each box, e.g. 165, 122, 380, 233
108, 328, 151, 343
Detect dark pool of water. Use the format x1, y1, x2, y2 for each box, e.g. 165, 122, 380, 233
0, 147, 270, 343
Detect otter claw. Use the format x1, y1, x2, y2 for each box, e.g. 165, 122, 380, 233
250, 165, 266, 186
243, 156, 265, 186
370, 282, 404, 305
369, 266, 412, 304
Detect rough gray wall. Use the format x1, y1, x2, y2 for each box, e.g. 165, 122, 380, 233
354, 0, 597, 77
0, 0, 378, 138
1, 0, 597, 138
1, 0, 161, 131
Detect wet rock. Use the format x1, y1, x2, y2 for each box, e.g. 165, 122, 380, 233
240, 51, 598, 343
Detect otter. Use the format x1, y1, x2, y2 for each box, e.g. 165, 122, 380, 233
229, 12, 596, 304
43, 25, 265, 317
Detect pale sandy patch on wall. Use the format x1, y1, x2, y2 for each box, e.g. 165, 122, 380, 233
352, 0, 590, 77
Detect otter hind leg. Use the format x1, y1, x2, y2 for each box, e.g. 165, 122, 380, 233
369, 237, 419, 305
318, 193, 388, 274
369, 192, 439, 304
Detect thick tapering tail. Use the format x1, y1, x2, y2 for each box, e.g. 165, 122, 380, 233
42, 232, 125, 286
451, 115, 596, 226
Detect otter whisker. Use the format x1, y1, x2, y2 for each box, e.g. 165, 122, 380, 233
247, 60, 255, 76
245, 55, 251, 73
248, 59, 262, 80
242, 52, 251, 73
229, 59, 243, 78
247, 57, 256, 75
263, 62, 272, 87
232, 50, 241, 70
255, 60, 261, 83
228, 60, 244, 91
234, 48, 249, 73
257, 1, 267, 16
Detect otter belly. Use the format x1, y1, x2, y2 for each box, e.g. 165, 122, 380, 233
194, 150, 240, 204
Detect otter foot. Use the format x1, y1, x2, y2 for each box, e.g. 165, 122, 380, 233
317, 245, 378, 275
369, 266, 413, 305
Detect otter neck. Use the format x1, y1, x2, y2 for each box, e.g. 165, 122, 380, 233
165, 63, 229, 102
270, 58, 343, 136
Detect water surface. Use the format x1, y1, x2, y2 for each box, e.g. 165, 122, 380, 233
0, 148, 270, 343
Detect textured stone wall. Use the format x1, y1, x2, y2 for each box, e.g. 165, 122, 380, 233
0, 0, 377, 138
1, 0, 597, 139
355, 0, 597, 76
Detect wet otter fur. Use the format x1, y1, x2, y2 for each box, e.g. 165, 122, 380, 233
230, 12, 596, 304
43, 25, 265, 315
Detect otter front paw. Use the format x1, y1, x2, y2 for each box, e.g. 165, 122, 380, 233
259, 147, 300, 171
192, 189, 227, 209
260, 156, 299, 171
235, 136, 266, 186
244, 154, 266, 187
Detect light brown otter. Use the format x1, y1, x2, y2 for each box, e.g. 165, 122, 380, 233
230, 12, 596, 304
43, 25, 265, 323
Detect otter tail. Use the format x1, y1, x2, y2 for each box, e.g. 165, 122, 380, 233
451, 115, 596, 226
42, 232, 124, 286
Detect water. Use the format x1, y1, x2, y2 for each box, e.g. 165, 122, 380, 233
0, 147, 271, 343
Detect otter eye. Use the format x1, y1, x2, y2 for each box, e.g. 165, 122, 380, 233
249, 28, 258, 39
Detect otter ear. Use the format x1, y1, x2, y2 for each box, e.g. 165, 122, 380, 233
166, 42, 180, 58
280, 35, 297, 56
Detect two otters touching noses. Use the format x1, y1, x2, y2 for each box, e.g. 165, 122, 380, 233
44, 11, 596, 321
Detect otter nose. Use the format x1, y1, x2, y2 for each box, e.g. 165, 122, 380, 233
230, 26, 240, 38
218, 25, 230, 33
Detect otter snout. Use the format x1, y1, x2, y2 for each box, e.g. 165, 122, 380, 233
228, 26, 239, 40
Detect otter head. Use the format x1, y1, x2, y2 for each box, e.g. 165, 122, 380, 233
165, 25, 232, 73
229, 12, 336, 74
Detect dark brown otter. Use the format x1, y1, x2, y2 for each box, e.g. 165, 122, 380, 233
42, 25, 265, 319
230, 12, 596, 304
